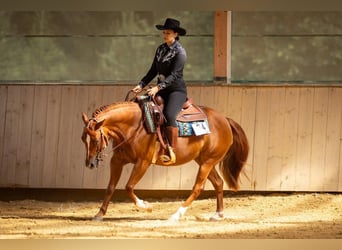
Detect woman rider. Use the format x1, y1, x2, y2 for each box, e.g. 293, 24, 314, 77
132, 18, 187, 164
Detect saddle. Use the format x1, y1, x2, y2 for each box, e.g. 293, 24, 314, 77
136, 94, 209, 149
153, 95, 207, 123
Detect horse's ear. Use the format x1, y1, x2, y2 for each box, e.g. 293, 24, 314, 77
82, 112, 89, 125
95, 119, 105, 130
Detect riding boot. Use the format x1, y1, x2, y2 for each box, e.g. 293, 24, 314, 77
160, 126, 178, 165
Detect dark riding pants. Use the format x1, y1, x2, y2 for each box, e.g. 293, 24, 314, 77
158, 91, 187, 127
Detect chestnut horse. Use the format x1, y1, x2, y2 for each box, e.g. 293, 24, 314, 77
81, 98, 249, 221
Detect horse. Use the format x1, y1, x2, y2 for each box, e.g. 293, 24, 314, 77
81, 95, 249, 221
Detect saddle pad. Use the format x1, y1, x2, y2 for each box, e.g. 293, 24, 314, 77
176, 120, 211, 137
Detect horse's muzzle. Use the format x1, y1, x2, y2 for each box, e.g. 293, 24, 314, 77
86, 156, 98, 169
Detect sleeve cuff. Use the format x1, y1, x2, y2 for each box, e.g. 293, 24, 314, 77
157, 82, 167, 90
139, 81, 145, 88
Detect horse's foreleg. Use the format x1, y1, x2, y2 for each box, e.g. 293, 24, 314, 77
207, 167, 225, 221
125, 160, 152, 212
170, 164, 213, 221
94, 158, 124, 220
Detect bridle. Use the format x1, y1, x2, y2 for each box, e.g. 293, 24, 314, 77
82, 114, 144, 168
82, 118, 109, 167
95, 127, 109, 163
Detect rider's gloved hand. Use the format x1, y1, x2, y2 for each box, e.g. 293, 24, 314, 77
147, 86, 160, 97
132, 84, 142, 93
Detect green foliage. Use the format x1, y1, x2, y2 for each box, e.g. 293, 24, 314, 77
231, 12, 342, 82
0, 11, 214, 82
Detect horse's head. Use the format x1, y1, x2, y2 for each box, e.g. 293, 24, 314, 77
81, 112, 108, 169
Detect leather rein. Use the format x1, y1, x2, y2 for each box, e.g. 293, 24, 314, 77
83, 104, 144, 164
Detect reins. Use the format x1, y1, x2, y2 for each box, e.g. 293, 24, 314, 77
98, 103, 145, 153
84, 89, 150, 165
125, 89, 140, 102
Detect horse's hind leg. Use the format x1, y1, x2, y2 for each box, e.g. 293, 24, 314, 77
207, 167, 225, 221
170, 163, 214, 221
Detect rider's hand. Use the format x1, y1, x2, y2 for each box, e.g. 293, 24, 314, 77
147, 86, 160, 97
132, 85, 142, 93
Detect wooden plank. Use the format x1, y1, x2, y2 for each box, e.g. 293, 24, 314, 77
42, 86, 62, 187
135, 166, 153, 190
165, 166, 182, 189
29, 85, 48, 187
214, 11, 228, 81
213, 85, 230, 115
227, 86, 242, 123
55, 86, 76, 187
280, 87, 300, 190
266, 87, 285, 190
180, 162, 199, 190
239, 87, 257, 190
252, 88, 271, 190
295, 88, 314, 191
68, 85, 89, 188
113, 85, 131, 103
15, 85, 34, 186
340, 98, 342, 191
102, 84, 130, 104
324, 87, 342, 191
1, 84, 342, 192
187, 86, 201, 105
116, 164, 133, 190
1, 85, 21, 186
0, 86, 8, 186
309, 88, 329, 190
199, 86, 216, 108
151, 165, 168, 190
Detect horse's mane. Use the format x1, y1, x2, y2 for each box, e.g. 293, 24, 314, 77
91, 102, 134, 118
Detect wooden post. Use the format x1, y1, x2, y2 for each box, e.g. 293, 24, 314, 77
214, 11, 231, 83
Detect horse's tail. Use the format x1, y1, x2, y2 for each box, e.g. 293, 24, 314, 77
219, 118, 249, 191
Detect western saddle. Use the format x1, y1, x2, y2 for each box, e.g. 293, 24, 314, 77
136, 94, 207, 150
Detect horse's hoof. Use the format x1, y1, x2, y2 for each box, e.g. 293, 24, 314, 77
168, 215, 179, 222
168, 206, 187, 222
136, 199, 153, 212
209, 212, 224, 221
168, 212, 182, 222
144, 201, 153, 213
93, 215, 103, 221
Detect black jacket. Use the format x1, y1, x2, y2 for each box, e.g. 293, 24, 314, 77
139, 40, 187, 93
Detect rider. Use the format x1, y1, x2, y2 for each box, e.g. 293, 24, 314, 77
132, 18, 187, 164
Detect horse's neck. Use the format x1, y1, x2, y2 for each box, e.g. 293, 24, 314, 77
99, 102, 141, 134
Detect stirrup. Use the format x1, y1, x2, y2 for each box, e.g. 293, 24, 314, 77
160, 145, 176, 165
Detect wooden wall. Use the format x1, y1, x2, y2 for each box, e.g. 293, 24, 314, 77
0, 84, 341, 192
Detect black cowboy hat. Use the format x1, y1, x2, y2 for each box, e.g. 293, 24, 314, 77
156, 18, 186, 36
